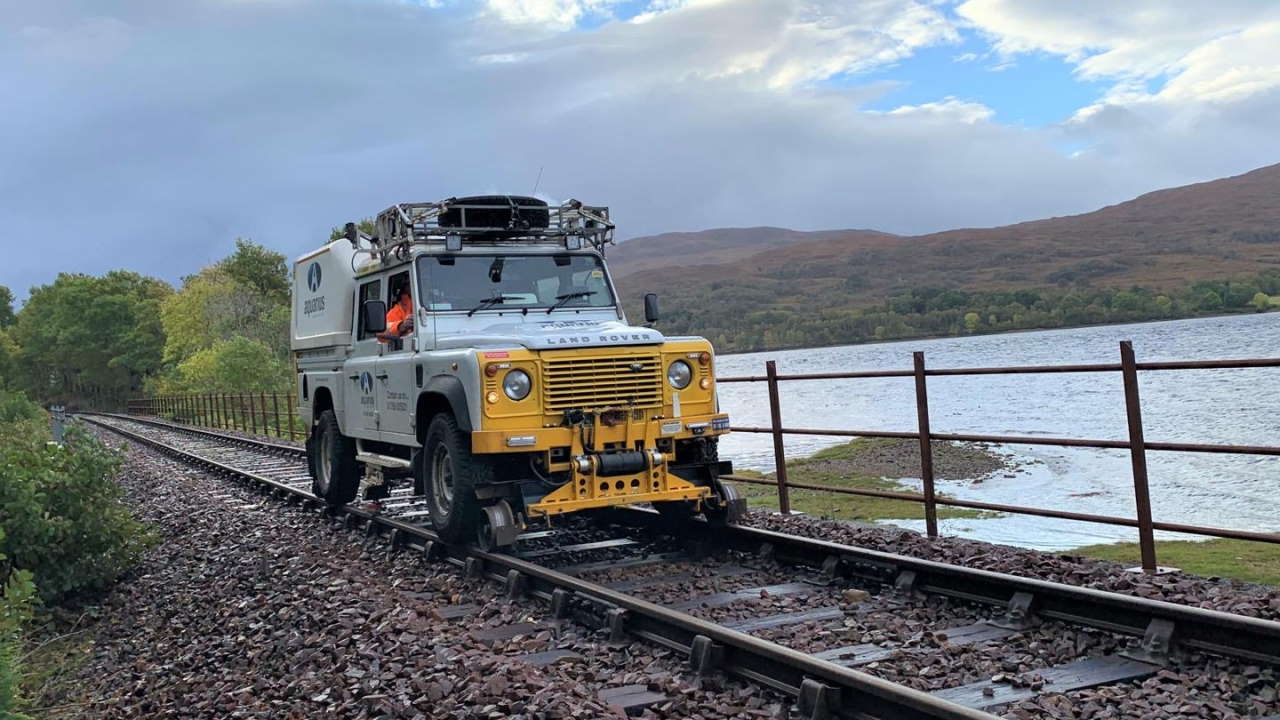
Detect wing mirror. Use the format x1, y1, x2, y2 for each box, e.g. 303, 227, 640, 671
643, 293, 660, 324
363, 300, 387, 334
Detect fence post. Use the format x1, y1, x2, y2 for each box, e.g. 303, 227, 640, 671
913, 352, 940, 539
220, 393, 229, 430
271, 393, 282, 438
765, 360, 792, 515
249, 393, 259, 434
287, 392, 298, 440
1121, 341, 1158, 574
259, 392, 269, 436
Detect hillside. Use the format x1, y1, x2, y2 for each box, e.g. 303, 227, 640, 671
611, 162, 1280, 351
609, 226, 892, 277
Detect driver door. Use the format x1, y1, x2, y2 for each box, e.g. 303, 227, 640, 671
345, 278, 383, 439
376, 270, 423, 443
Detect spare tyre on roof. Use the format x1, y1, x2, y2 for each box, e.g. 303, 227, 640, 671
438, 195, 550, 236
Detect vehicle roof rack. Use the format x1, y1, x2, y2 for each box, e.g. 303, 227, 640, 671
370, 196, 614, 263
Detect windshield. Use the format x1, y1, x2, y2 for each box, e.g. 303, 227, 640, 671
416, 253, 616, 313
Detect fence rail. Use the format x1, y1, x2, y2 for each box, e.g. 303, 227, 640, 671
719, 340, 1280, 573
128, 392, 304, 442
127, 341, 1280, 573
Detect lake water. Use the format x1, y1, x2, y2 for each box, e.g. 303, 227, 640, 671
714, 313, 1280, 550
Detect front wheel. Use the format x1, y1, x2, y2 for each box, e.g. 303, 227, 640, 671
422, 413, 493, 543
311, 409, 359, 507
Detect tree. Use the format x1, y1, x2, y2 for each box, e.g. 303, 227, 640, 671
174, 337, 289, 392
159, 241, 293, 393
0, 287, 13, 328
329, 218, 376, 243
0, 331, 18, 390
1196, 289, 1224, 312
1253, 292, 1271, 312
963, 312, 980, 332
219, 238, 290, 303
10, 272, 172, 407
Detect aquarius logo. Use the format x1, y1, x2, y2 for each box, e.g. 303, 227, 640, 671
359, 371, 374, 395
307, 262, 322, 293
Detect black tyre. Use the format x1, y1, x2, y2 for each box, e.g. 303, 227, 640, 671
310, 409, 359, 507
422, 413, 493, 543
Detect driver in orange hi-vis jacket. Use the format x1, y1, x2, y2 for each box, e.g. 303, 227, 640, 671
379, 287, 414, 342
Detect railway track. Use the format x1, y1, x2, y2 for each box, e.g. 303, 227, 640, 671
80, 413, 1280, 719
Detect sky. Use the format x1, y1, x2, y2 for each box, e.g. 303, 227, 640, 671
3, 0, 1280, 301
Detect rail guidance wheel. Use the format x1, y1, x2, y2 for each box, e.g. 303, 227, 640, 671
311, 409, 359, 507
423, 412, 491, 543
477, 499, 520, 551
705, 479, 746, 526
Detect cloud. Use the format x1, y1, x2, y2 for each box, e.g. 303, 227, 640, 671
887, 97, 995, 123
1, 0, 1278, 302
483, 0, 621, 30
957, 0, 1280, 104
479, 0, 960, 89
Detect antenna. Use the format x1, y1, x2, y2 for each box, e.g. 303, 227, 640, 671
532, 166, 544, 195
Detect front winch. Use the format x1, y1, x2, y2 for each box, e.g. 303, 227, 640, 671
575, 449, 665, 476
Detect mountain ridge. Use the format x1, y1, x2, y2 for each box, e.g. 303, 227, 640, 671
609, 162, 1280, 351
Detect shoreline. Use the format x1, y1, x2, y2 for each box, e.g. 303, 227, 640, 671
717, 308, 1267, 360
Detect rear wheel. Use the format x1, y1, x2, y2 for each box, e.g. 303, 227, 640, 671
422, 413, 493, 543
311, 409, 359, 507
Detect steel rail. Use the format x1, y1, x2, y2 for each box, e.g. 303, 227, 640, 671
79, 414, 994, 720
654, 518, 1280, 667
85, 414, 1280, 666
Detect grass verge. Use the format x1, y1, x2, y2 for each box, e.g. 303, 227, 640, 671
735, 437, 1008, 523
1074, 539, 1280, 587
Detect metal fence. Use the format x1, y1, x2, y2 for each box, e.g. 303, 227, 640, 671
718, 340, 1280, 573
128, 392, 304, 441
128, 341, 1280, 573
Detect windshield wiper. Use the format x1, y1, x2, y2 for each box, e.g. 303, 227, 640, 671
467, 294, 517, 316
546, 290, 597, 314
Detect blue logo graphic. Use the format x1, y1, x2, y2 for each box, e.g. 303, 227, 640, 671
359, 371, 374, 394
307, 262, 322, 293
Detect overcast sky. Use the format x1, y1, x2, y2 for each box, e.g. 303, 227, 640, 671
4, 0, 1280, 301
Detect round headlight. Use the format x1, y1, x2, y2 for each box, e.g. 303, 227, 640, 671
667, 360, 693, 389
502, 369, 532, 400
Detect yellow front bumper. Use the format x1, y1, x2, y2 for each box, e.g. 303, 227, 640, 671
470, 413, 727, 517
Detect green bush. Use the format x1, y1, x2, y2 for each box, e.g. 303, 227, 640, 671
0, 389, 153, 717
0, 393, 40, 427
0, 530, 35, 720
0, 417, 155, 602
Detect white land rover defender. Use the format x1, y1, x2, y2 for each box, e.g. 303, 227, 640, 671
291, 196, 742, 549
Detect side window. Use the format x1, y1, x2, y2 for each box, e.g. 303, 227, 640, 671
387, 272, 411, 309
357, 279, 381, 340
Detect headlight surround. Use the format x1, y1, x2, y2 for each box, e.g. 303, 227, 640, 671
667, 360, 693, 389
502, 369, 532, 400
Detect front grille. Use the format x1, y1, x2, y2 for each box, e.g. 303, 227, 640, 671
542, 353, 663, 411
